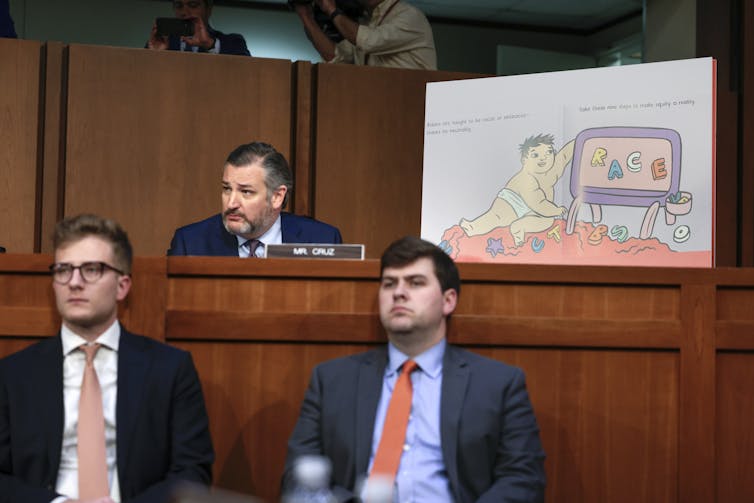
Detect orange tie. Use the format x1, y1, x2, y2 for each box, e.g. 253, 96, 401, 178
369, 359, 419, 484
78, 343, 110, 499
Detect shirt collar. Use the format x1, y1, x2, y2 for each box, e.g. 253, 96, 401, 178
61, 319, 121, 356
234, 213, 283, 255
386, 338, 446, 379
372, 0, 400, 20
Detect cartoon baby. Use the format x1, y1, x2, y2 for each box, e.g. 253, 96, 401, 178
460, 133, 574, 247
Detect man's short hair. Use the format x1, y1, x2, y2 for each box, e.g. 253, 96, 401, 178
53, 214, 133, 274
225, 141, 293, 207
172, 0, 213, 8
380, 236, 460, 295
519, 133, 555, 158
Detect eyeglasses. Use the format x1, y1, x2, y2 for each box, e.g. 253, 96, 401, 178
49, 261, 126, 284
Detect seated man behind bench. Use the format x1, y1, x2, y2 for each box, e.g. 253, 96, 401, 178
168, 141, 342, 257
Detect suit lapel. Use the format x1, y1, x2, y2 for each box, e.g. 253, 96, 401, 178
280, 212, 298, 243
115, 331, 149, 478
354, 349, 387, 476
38, 336, 65, 474
440, 346, 469, 500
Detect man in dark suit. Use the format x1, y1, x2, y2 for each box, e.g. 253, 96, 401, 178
283, 236, 545, 502
0, 214, 214, 503
147, 0, 250, 56
168, 141, 342, 257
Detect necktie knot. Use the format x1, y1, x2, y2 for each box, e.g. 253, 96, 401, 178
244, 239, 262, 257
402, 359, 418, 375
80, 343, 101, 366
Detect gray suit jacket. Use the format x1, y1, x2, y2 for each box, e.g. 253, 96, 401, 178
283, 344, 545, 502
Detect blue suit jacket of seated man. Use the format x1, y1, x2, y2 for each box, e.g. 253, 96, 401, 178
167, 212, 343, 256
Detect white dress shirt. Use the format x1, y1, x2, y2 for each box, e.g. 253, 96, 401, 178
53, 321, 122, 502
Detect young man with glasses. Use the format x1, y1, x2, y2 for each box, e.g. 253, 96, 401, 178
147, 0, 250, 56
0, 214, 214, 503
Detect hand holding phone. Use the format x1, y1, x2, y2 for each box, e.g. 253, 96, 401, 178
155, 17, 195, 37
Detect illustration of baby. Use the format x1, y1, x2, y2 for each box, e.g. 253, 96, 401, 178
460, 133, 575, 247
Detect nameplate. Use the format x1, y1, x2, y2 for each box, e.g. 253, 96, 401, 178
264, 244, 365, 260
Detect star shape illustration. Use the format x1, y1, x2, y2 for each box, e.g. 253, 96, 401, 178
486, 237, 504, 257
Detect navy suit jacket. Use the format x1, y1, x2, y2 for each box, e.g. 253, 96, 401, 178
167, 26, 250, 56
0, 0, 16, 38
167, 212, 343, 256
0, 329, 214, 503
284, 345, 545, 503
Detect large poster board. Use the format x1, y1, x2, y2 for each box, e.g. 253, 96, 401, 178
421, 58, 715, 267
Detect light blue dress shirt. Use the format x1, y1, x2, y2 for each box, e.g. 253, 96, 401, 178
234, 214, 282, 257
366, 340, 454, 503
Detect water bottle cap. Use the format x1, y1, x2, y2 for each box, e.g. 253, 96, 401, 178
294, 455, 332, 489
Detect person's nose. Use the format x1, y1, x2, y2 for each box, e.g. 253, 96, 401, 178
393, 280, 408, 299
68, 268, 85, 288
226, 190, 240, 209
175, 6, 189, 18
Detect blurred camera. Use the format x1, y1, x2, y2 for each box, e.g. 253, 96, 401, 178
288, 0, 366, 42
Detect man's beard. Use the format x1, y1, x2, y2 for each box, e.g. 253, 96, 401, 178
222, 206, 273, 238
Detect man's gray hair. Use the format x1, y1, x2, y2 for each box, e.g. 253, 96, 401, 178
225, 141, 293, 207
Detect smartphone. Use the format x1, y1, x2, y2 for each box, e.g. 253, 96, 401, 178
155, 18, 194, 37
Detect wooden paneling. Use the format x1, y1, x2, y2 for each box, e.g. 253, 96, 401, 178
716, 351, 754, 502
39, 41, 66, 253
6, 255, 754, 503
312, 64, 481, 257
292, 60, 313, 216
172, 341, 367, 502
0, 39, 42, 253
481, 348, 678, 503
119, 257, 167, 340
0, 254, 58, 339
678, 284, 716, 502
63, 46, 293, 256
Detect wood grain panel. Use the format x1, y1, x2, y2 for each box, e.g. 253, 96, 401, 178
39, 41, 66, 253
293, 60, 313, 216
479, 348, 678, 503
0, 253, 58, 335
458, 283, 679, 320
168, 275, 377, 313
0, 39, 42, 253
716, 351, 754, 502
63, 46, 293, 256
171, 341, 370, 503
717, 286, 754, 320
312, 64, 481, 257
119, 257, 167, 340
678, 284, 716, 503
715, 284, 754, 349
